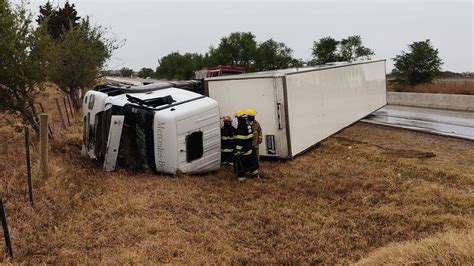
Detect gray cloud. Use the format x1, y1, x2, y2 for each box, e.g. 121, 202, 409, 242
23, 0, 474, 72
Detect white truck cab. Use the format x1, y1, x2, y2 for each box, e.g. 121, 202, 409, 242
82, 83, 221, 174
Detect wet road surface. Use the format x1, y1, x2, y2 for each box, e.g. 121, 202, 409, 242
362, 105, 474, 140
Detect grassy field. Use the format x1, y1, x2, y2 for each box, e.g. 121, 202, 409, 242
387, 78, 474, 95
0, 89, 473, 263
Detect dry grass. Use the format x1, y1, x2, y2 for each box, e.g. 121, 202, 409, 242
356, 229, 474, 265
387, 78, 474, 95
0, 88, 473, 263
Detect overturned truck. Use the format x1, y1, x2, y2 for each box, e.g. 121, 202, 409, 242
205, 60, 387, 159
82, 82, 221, 174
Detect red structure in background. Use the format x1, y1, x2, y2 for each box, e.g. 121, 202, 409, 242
195, 65, 246, 79
206, 66, 246, 77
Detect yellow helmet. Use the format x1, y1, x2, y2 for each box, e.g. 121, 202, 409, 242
235, 110, 246, 118
246, 109, 256, 117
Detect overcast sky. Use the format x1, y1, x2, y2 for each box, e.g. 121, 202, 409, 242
21, 0, 473, 72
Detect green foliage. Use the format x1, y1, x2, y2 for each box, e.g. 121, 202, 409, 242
311, 37, 339, 65
48, 18, 117, 109
310, 35, 374, 65
155, 52, 208, 80
256, 39, 302, 71
100, 69, 120, 77
392, 40, 443, 85
339, 35, 374, 61
37, 1, 80, 41
137, 68, 155, 78
120, 67, 134, 77
0, 0, 117, 130
0, 0, 52, 132
153, 32, 302, 79
36, 2, 118, 109
211, 32, 258, 72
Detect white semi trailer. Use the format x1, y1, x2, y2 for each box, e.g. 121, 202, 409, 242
205, 60, 387, 159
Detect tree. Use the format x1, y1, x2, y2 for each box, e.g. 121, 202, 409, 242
339, 35, 374, 62
36, 1, 54, 24
37, 1, 80, 41
256, 39, 302, 71
155, 52, 207, 80
211, 32, 258, 71
310, 37, 339, 65
0, 0, 52, 133
392, 40, 443, 85
310, 35, 374, 65
155, 52, 184, 80
47, 19, 117, 109
120, 67, 134, 77
137, 68, 155, 78
37, 2, 119, 110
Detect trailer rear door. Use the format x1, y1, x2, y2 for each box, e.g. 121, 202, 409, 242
206, 76, 289, 158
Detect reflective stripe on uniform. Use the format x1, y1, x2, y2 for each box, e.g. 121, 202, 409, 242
221, 148, 233, 153
234, 133, 253, 140
221, 136, 233, 140
234, 149, 252, 155
235, 145, 242, 150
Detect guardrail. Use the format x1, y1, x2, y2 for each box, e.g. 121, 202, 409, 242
387, 92, 474, 111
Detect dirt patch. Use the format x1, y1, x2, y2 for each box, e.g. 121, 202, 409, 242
383, 149, 436, 158
333, 136, 436, 158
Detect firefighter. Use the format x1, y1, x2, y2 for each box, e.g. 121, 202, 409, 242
233, 110, 255, 181
246, 108, 262, 161
221, 115, 235, 165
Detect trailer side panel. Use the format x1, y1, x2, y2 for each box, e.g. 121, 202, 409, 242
285, 61, 386, 156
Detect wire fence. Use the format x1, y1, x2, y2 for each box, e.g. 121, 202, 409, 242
0, 92, 81, 259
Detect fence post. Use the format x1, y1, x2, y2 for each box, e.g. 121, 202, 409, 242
37, 103, 54, 138
40, 114, 49, 180
62, 97, 71, 126
24, 127, 34, 206
54, 98, 67, 130
0, 197, 13, 258
67, 96, 75, 118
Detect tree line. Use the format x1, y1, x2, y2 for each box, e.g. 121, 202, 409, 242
129, 33, 443, 89
128, 33, 375, 80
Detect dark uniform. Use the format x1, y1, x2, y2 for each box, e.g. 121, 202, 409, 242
221, 121, 235, 164
233, 117, 258, 179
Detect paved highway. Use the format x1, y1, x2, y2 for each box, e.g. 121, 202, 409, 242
363, 105, 474, 140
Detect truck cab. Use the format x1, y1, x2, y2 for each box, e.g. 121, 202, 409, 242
82, 83, 221, 174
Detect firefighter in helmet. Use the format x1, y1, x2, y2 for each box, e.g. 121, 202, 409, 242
221, 115, 235, 165
233, 110, 255, 181
246, 109, 262, 161
245, 108, 261, 178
